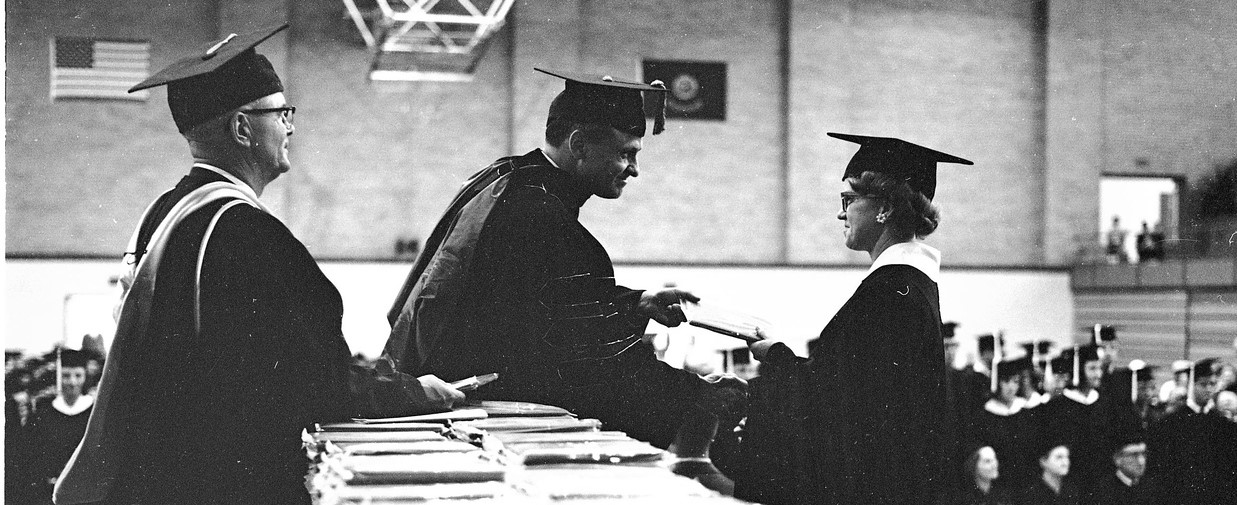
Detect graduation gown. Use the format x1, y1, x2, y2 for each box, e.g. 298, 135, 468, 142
973, 398, 1038, 491
1094, 472, 1154, 505
1037, 388, 1119, 502
1017, 478, 1080, 505
384, 150, 704, 448
735, 242, 949, 505
58, 165, 436, 505
29, 396, 93, 502
1145, 407, 1237, 504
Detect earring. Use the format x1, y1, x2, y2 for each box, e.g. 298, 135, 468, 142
876, 214, 887, 224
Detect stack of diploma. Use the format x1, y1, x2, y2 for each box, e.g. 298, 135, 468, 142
305, 401, 752, 504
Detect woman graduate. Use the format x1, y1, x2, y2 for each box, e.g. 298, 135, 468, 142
734, 133, 972, 505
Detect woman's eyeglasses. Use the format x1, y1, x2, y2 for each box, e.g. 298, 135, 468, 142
840, 192, 879, 212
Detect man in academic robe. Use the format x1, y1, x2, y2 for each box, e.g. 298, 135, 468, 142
1096, 434, 1154, 505
1145, 358, 1237, 504
383, 68, 746, 457
54, 25, 464, 505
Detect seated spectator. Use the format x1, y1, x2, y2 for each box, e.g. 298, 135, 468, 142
28, 349, 95, 504
952, 445, 1015, 505
1096, 433, 1153, 505
1019, 443, 1079, 505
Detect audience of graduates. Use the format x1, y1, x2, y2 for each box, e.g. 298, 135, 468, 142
943, 324, 1237, 505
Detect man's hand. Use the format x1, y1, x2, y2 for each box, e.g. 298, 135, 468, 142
637, 289, 700, 327
416, 374, 467, 411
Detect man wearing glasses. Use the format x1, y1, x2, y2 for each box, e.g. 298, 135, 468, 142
55, 24, 464, 505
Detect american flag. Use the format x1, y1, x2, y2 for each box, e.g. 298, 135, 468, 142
50, 37, 150, 101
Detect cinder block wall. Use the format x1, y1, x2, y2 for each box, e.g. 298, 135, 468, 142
7, 0, 1237, 268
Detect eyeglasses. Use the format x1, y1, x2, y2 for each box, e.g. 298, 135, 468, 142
840, 191, 880, 212
239, 106, 296, 126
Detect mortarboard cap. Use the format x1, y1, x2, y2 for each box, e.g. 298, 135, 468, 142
977, 334, 1000, 354
996, 355, 1032, 381
941, 321, 960, 340
537, 67, 667, 138
1106, 428, 1145, 458
1190, 358, 1220, 380
1090, 324, 1118, 344
130, 24, 288, 134
827, 133, 972, 201
1076, 343, 1102, 363
58, 349, 90, 369
1171, 359, 1193, 373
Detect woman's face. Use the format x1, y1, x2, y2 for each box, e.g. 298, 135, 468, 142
975, 446, 999, 482
837, 182, 885, 253
998, 376, 1020, 403
1040, 445, 1070, 477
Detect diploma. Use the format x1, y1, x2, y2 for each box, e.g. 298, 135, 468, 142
450, 373, 499, 392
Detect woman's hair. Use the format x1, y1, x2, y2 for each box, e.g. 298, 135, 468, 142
963, 446, 984, 482
847, 170, 941, 237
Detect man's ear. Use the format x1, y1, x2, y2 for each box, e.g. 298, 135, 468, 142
566, 128, 588, 161
231, 112, 253, 147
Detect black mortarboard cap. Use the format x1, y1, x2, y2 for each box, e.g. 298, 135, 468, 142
977, 334, 1000, 354
537, 67, 667, 138
827, 133, 973, 201
1106, 428, 1145, 457
1090, 324, 1118, 344
129, 24, 288, 134
941, 321, 959, 340
996, 355, 1031, 381
59, 349, 89, 369
1077, 343, 1102, 363
1048, 350, 1074, 377
1190, 357, 1220, 380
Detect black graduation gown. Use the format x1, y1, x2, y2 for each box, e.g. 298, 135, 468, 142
1017, 478, 1080, 505
1038, 389, 1119, 502
735, 263, 948, 505
1144, 408, 1237, 504
29, 397, 92, 503
1094, 472, 1153, 505
384, 150, 704, 448
101, 167, 428, 505
972, 399, 1038, 491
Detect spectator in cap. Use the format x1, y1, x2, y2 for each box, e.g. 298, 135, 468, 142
738, 133, 971, 505
1018, 441, 1080, 505
54, 25, 465, 505
1096, 433, 1153, 505
381, 67, 746, 484
1145, 357, 1237, 503
1158, 359, 1192, 404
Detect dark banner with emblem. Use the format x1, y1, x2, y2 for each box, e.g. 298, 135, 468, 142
643, 60, 726, 121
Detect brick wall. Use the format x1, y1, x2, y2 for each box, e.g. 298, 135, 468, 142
7, 0, 1237, 268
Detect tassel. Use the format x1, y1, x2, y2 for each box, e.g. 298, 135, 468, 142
1072, 344, 1080, 387
650, 80, 667, 135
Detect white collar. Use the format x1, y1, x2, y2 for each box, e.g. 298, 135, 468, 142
193, 163, 262, 202
1116, 470, 1136, 487
1063, 388, 1099, 405
868, 241, 941, 282
52, 395, 94, 416
1024, 392, 1049, 408
537, 148, 561, 169
984, 397, 1027, 416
